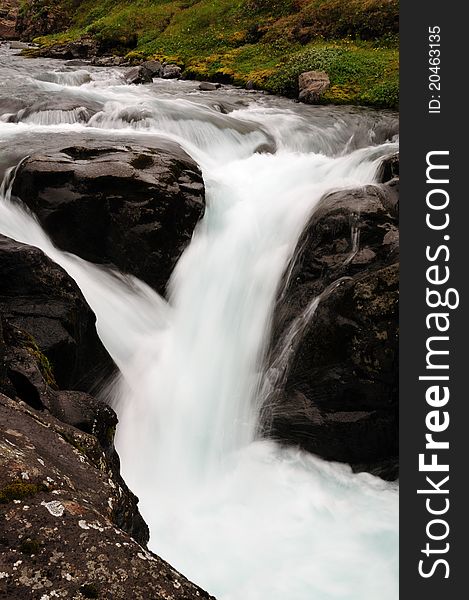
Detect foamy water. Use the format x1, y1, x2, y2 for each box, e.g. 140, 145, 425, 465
0, 49, 398, 600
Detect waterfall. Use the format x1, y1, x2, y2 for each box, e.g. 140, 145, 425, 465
0, 53, 398, 600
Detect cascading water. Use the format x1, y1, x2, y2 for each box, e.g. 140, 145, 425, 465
0, 45, 398, 600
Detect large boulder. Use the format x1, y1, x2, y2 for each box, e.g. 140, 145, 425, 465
124, 65, 153, 85
298, 70, 330, 104
141, 60, 163, 77
0, 393, 215, 599
12, 142, 206, 295
162, 64, 182, 79
0, 236, 113, 392
263, 164, 399, 480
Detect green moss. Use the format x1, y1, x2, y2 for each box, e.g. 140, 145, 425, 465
9, 328, 57, 388
25, 339, 57, 389
60, 431, 89, 457
105, 425, 116, 445
28, 349, 57, 388
79, 583, 100, 598
0, 481, 49, 504
265, 43, 399, 109
32, 29, 82, 47
26, 0, 399, 108
124, 50, 146, 63
20, 538, 42, 555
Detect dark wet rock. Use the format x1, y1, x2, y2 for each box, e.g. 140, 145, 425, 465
378, 152, 399, 183
0, 393, 214, 599
298, 70, 330, 104
162, 64, 182, 79
245, 80, 255, 90
0, 236, 113, 392
12, 141, 206, 295
48, 390, 116, 447
264, 163, 399, 480
199, 82, 221, 91
0, 235, 145, 547
124, 65, 153, 85
1, 317, 58, 412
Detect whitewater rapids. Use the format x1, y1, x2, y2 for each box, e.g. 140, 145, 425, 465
0, 45, 398, 600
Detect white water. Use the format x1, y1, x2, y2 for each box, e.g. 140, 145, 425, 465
0, 55, 398, 600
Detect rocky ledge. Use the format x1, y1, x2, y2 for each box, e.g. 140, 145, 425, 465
0, 392, 214, 600
0, 235, 214, 599
263, 155, 399, 480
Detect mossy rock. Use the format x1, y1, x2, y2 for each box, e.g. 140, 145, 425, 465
0, 480, 49, 504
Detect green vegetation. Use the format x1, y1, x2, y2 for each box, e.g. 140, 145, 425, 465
11, 329, 58, 388
0, 480, 49, 503
25, 337, 57, 388
20, 537, 42, 555
26, 0, 399, 108
79, 583, 100, 598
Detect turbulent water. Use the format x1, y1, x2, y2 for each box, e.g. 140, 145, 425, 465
0, 44, 398, 599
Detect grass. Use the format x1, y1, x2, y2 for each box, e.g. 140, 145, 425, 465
23, 0, 399, 109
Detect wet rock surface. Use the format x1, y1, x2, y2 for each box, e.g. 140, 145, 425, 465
0, 236, 112, 392
0, 393, 214, 600
12, 141, 206, 295
264, 160, 399, 480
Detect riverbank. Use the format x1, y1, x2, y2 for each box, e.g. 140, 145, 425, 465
15, 0, 399, 109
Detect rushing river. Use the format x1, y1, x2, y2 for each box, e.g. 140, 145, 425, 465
0, 44, 398, 600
